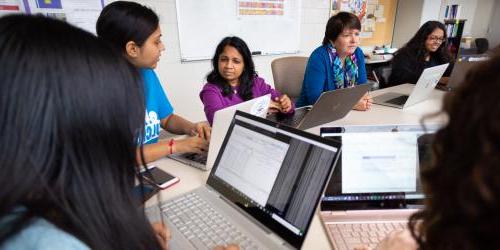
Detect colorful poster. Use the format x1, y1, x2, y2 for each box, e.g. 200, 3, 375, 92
20, 0, 104, 33
238, 0, 285, 16
36, 0, 62, 9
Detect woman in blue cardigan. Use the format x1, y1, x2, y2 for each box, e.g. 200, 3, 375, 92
297, 12, 371, 110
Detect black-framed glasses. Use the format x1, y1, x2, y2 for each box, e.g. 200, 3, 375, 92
428, 36, 445, 43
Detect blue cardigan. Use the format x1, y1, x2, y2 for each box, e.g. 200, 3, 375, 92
296, 46, 367, 107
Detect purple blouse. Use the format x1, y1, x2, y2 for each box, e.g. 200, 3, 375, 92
200, 76, 294, 125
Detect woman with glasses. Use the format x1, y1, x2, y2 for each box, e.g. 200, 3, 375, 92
388, 21, 453, 87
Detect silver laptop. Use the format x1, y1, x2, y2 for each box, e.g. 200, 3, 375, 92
373, 63, 449, 108
267, 83, 372, 130
319, 124, 439, 250
163, 111, 341, 250
168, 94, 270, 170
445, 61, 477, 90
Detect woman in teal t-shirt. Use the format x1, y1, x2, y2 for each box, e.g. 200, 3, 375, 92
97, 1, 210, 164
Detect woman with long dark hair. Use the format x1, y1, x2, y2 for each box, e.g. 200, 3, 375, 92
0, 14, 164, 249
388, 21, 453, 86
97, 1, 210, 164
200, 36, 293, 125
296, 12, 371, 110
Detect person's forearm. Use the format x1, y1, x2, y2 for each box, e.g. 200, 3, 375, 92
162, 114, 194, 135
136, 141, 170, 165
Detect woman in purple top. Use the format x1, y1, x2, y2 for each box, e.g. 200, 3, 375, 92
200, 36, 294, 125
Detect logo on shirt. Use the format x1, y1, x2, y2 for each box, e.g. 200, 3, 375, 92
144, 110, 161, 144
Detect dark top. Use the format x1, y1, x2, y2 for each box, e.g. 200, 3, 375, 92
388, 48, 453, 87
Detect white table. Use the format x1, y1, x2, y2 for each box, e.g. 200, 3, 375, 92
146, 84, 446, 250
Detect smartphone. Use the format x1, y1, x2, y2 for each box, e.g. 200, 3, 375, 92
140, 166, 180, 189
132, 183, 159, 204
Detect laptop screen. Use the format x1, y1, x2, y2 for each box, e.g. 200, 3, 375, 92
320, 124, 438, 211
207, 111, 341, 248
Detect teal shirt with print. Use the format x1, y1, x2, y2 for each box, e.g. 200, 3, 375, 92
141, 68, 174, 144
1, 212, 89, 250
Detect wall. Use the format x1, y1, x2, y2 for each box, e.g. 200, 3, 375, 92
420, 0, 441, 25
391, 0, 424, 48
487, 1, 500, 48
106, 0, 330, 122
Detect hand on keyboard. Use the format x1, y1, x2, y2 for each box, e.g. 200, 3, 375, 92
213, 244, 240, 250
151, 222, 171, 250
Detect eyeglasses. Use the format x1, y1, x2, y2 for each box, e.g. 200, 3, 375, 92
428, 36, 445, 43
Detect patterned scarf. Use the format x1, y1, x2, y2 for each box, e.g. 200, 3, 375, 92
326, 44, 358, 89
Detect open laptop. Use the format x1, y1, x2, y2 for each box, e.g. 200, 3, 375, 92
267, 83, 372, 130
168, 94, 270, 170
373, 63, 449, 109
319, 124, 439, 250
162, 111, 341, 249
440, 61, 477, 91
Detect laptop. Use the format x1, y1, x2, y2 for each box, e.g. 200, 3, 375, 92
319, 124, 439, 250
442, 61, 477, 91
267, 83, 372, 130
162, 111, 341, 250
168, 94, 270, 170
373, 63, 449, 108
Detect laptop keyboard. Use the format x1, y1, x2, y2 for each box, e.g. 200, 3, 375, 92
386, 95, 409, 106
327, 222, 406, 250
266, 107, 310, 127
162, 192, 259, 250
182, 153, 208, 165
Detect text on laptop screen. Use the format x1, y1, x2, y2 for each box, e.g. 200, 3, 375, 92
207, 113, 340, 247
320, 125, 437, 205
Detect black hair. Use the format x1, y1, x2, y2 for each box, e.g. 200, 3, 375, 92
0, 14, 161, 250
206, 36, 256, 101
322, 12, 361, 45
96, 1, 159, 53
396, 21, 451, 63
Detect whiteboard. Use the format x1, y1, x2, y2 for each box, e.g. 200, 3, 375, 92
175, 0, 301, 61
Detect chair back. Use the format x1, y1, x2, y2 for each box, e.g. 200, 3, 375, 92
271, 56, 308, 102
475, 38, 489, 54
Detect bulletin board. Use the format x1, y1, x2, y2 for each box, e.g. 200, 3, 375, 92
330, 0, 398, 46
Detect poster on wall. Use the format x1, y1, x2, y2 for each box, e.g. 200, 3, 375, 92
0, 0, 22, 17
20, 0, 104, 33
238, 0, 285, 17
330, 0, 387, 39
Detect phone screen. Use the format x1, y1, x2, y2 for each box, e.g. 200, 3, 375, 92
132, 183, 158, 203
141, 166, 179, 189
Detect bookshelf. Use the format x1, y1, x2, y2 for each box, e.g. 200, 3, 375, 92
444, 19, 466, 60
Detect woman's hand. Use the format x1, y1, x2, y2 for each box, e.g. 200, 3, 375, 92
213, 244, 240, 250
151, 222, 171, 250
269, 95, 292, 113
276, 94, 292, 113
172, 136, 209, 154
188, 121, 211, 141
375, 229, 418, 250
353, 93, 373, 111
